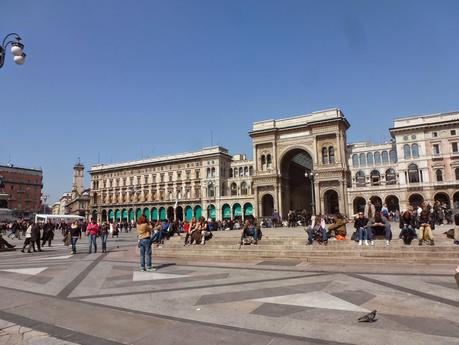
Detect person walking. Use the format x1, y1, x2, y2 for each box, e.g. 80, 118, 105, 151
30, 222, 42, 252
137, 215, 154, 272
41, 219, 55, 247
21, 222, 33, 253
100, 221, 109, 253
86, 218, 99, 253
69, 220, 82, 254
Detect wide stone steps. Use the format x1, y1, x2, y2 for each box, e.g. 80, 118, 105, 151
154, 233, 459, 264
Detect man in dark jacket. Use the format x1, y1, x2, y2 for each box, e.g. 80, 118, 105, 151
42, 220, 54, 247
31, 222, 43, 252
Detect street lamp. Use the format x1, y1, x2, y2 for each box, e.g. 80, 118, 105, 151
0, 33, 27, 68
304, 171, 317, 215
41, 194, 49, 214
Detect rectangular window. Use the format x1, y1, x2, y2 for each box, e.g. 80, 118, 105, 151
195, 169, 200, 179
451, 130, 456, 136
432, 132, 438, 138
452, 142, 458, 153
432, 144, 440, 155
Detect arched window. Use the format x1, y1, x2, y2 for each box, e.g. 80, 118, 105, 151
208, 183, 215, 197
456, 168, 459, 181
249, 166, 254, 176
356, 171, 366, 187
367, 152, 374, 165
239, 167, 243, 177
241, 182, 248, 195
436, 169, 443, 182
385, 168, 396, 185
352, 154, 359, 167
206, 168, 210, 178
374, 152, 381, 165
244, 166, 249, 176
408, 164, 419, 183
411, 144, 419, 158
382, 151, 389, 164
403, 144, 411, 160
359, 153, 366, 166
229, 168, 233, 178
322, 147, 329, 164
329, 147, 335, 164
389, 150, 397, 163
267, 154, 272, 169
230, 182, 238, 196
211, 167, 216, 178
261, 155, 266, 171
370, 170, 381, 186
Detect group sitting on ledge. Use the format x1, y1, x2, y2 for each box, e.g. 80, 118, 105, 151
183, 217, 213, 245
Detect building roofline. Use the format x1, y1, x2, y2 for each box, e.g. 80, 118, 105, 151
393, 110, 459, 121
0, 165, 43, 173
90, 146, 231, 172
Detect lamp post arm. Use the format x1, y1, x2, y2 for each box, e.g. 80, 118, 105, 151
2, 33, 21, 48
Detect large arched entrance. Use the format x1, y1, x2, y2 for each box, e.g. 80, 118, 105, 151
408, 193, 424, 208
167, 206, 174, 220
324, 190, 339, 214
385, 195, 399, 211
280, 149, 313, 216
101, 210, 107, 222
261, 194, 274, 217
353, 197, 366, 214
454, 192, 459, 209
176, 206, 183, 221
370, 196, 383, 212
434, 192, 450, 207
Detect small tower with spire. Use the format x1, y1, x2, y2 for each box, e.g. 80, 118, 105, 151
72, 158, 84, 195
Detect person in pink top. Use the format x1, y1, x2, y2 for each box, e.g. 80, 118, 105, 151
86, 218, 100, 253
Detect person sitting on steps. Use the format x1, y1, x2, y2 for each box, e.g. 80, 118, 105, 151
306, 215, 328, 245
354, 212, 369, 246
240, 219, 259, 245
418, 207, 435, 246
399, 207, 417, 245
326, 214, 347, 240
368, 213, 392, 246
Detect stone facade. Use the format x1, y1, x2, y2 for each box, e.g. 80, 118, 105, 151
89, 109, 459, 221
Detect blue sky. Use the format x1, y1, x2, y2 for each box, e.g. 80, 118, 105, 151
1, 0, 459, 203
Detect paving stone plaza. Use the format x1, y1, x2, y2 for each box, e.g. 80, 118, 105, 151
0, 226, 458, 345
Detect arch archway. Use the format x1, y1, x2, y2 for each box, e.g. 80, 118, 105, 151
243, 202, 253, 219
233, 203, 242, 220
122, 209, 127, 221
370, 196, 383, 212
408, 193, 424, 208
280, 148, 313, 215
136, 208, 142, 220
151, 208, 158, 221
184, 206, 192, 221
143, 207, 150, 220
353, 197, 366, 214
176, 206, 183, 221
194, 205, 202, 219
115, 209, 121, 222
128, 209, 134, 222
222, 204, 231, 219
108, 209, 114, 221
207, 204, 216, 220
454, 192, 459, 209
324, 190, 339, 214
167, 206, 174, 220
434, 192, 450, 207
101, 210, 107, 222
385, 195, 399, 211
159, 207, 166, 221
261, 194, 274, 217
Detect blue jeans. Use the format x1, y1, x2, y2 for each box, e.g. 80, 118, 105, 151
71, 236, 78, 253
88, 234, 97, 253
307, 227, 327, 243
100, 233, 108, 252
151, 231, 162, 243
241, 228, 258, 242
139, 238, 152, 269
358, 227, 368, 241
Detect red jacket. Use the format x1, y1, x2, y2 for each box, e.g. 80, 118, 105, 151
86, 223, 99, 235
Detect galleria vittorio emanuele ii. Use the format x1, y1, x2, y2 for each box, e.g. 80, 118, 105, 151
88, 108, 459, 223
